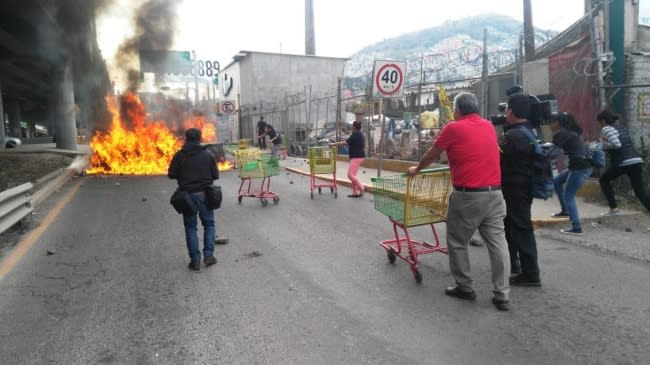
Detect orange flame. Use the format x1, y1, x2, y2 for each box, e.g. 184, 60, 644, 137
217, 160, 233, 171
87, 93, 218, 175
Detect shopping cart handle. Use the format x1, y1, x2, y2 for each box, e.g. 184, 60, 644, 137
399, 166, 449, 177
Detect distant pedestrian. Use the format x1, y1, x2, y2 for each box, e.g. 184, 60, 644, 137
500, 93, 542, 287
168, 128, 220, 271
264, 124, 282, 157
596, 110, 650, 215
408, 92, 510, 311
257, 116, 267, 149
549, 112, 592, 235
331, 120, 366, 198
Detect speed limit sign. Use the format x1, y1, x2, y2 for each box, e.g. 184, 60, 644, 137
372, 60, 406, 98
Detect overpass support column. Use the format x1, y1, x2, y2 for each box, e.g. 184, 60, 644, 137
7, 100, 21, 138
53, 62, 78, 150
0, 83, 5, 149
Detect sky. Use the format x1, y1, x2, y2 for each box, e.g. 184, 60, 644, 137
97, 0, 586, 80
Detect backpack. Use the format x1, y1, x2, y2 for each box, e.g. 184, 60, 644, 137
517, 126, 559, 200
585, 142, 606, 168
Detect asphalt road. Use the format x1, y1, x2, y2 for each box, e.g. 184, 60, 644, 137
0, 169, 649, 364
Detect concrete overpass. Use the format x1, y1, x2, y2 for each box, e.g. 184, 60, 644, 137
0, 1, 111, 150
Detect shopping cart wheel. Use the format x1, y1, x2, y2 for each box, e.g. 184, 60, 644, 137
273, 197, 280, 204
330, 187, 334, 193
318, 187, 322, 194
310, 191, 314, 199
413, 269, 423, 284
334, 191, 338, 198
261, 199, 268, 206
386, 249, 397, 264
237, 196, 243, 204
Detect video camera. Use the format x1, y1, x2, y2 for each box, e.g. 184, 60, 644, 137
490, 85, 559, 126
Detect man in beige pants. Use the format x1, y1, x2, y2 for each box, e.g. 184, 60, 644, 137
408, 92, 510, 311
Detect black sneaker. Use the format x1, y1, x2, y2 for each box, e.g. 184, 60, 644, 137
551, 211, 570, 218
444, 286, 477, 301
204, 255, 217, 267
492, 297, 510, 311
560, 227, 583, 235
188, 261, 200, 271
215, 236, 229, 245
509, 273, 542, 287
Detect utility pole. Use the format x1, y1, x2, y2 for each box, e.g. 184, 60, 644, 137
192, 50, 199, 106
336, 77, 342, 141
481, 29, 489, 117
523, 0, 535, 61
588, 0, 607, 109
305, 0, 316, 55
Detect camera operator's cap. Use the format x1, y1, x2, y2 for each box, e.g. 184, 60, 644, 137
507, 93, 532, 119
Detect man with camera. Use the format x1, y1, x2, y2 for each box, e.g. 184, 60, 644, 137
500, 94, 542, 287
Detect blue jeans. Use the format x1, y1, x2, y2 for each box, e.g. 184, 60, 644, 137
554, 167, 592, 229
183, 193, 216, 263
271, 143, 281, 156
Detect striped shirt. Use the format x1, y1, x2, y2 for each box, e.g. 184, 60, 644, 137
601, 125, 643, 166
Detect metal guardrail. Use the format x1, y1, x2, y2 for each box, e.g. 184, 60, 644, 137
0, 183, 34, 235
20, 137, 55, 144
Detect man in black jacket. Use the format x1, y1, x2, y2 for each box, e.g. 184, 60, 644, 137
257, 116, 267, 149
500, 94, 542, 287
168, 128, 219, 271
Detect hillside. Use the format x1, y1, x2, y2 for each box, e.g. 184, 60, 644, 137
343, 14, 557, 91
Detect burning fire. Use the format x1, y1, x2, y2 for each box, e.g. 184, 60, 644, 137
87, 93, 218, 175
217, 160, 233, 171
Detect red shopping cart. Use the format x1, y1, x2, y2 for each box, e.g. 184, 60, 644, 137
235, 148, 280, 206
371, 167, 452, 283
308, 146, 337, 199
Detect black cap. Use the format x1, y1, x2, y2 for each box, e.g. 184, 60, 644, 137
507, 94, 531, 119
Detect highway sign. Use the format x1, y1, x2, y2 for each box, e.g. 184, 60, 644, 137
221, 100, 236, 115
372, 60, 406, 98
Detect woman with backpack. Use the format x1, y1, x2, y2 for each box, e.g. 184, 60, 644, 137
596, 110, 650, 215
550, 112, 592, 235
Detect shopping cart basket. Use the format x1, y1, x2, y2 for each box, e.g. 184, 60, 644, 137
235, 148, 280, 206
371, 167, 451, 283
238, 138, 252, 149
308, 146, 337, 199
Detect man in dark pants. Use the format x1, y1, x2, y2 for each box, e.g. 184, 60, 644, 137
257, 116, 267, 149
500, 94, 542, 287
168, 128, 220, 271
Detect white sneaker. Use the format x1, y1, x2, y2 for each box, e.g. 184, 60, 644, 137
600, 208, 621, 216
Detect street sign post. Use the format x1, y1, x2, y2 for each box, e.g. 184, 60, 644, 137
372, 60, 406, 98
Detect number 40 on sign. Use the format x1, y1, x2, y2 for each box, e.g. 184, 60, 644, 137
372, 60, 406, 98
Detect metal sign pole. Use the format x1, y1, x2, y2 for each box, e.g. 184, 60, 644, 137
377, 98, 386, 177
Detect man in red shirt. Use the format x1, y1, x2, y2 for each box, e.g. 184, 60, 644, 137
408, 92, 510, 311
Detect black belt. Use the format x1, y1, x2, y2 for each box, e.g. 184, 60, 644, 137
454, 186, 501, 192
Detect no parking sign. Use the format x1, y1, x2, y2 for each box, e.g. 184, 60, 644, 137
372, 60, 406, 98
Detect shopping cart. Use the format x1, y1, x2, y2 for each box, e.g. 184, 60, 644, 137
371, 167, 452, 283
238, 138, 252, 149
235, 148, 280, 206
308, 146, 337, 199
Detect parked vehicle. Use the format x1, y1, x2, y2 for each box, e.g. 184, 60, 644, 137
4, 137, 21, 148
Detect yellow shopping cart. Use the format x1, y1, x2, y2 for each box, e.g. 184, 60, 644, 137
308, 146, 337, 199
371, 167, 451, 283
